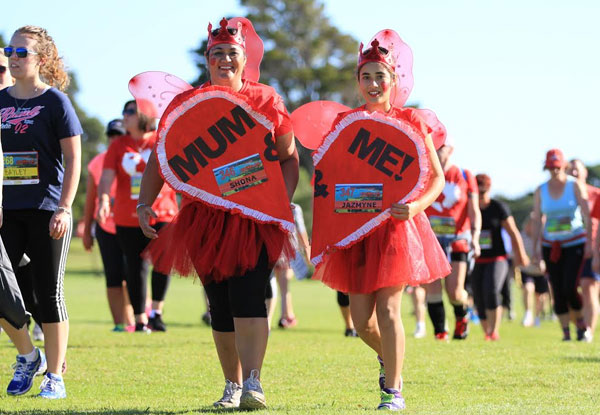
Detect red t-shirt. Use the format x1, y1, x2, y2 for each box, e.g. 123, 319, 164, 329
587, 184, 600, 242
88, 152, 116, 234
425, 165, 478, 237
103, 133, 178, 227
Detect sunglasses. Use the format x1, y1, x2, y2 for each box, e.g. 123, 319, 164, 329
3, 47, 39, 58
122, 108, 137, 116
362, 46, 390, 56
0, 65, 6, 74
211, 27, 238, 37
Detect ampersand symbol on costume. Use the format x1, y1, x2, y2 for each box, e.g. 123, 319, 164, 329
263, 132, 279, 162
314, 169, 329, 198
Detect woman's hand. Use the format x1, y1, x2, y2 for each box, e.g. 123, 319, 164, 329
137, 204, 158, 239
97, 198, 111, 224
49, 208, 71, 240
390, 202, 420, 221
82, 229, 94, 252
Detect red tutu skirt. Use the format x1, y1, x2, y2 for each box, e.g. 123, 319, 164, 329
312, 212, 451, 294
144, 201, 294, 284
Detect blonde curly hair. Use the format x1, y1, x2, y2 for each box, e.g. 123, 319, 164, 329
14, 25, 70, 91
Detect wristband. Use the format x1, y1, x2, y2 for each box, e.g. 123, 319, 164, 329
56, 207, 71, 215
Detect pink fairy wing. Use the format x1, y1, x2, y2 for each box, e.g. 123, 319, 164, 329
128, 71, 193, 119
291, 101, 351, 150
229, 17, 264, 82
369, 29, 414, 107
414, 108, 447, 149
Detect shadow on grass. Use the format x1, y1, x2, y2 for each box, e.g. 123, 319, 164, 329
0, 409, 194, 415
562, 356, 600, 363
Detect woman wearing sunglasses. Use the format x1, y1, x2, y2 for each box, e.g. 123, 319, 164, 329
0, 26, 82, 399
135, 18, 298, 409
97, 101, 178, 333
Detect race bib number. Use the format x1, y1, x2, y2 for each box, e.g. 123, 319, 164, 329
130, 173, 142, 200
430, 216, 456, 237
480, 230, 492, 250
334, 184, 383, 213
3, 152, 39, 185
213, 153, 268, 197
546, 215, 573, 235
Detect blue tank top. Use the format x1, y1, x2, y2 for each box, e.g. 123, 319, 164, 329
540, 177, 586, 247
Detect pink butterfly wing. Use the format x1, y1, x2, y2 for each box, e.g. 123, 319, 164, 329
414, 108, 447, 149
291, 101, 351, 150
128, 71, 193, 119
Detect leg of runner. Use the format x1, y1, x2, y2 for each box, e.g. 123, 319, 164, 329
425, 279, 447, 340
445, 259, 469, 339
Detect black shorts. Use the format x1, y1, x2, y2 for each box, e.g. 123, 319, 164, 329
580, 258, 600, 281
521, 272, 549, 294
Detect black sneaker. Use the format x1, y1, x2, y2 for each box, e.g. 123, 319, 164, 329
453, 317, 469, 340
148, 315, 167, 332
135, 322, 151, 334
344, 328, 358, 337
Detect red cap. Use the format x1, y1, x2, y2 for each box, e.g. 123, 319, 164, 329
358, 39, 395, 72
207, 18, 245, 52
544, 148, 566, 169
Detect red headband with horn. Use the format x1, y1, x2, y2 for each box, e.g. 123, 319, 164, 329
207, 17, 245, 52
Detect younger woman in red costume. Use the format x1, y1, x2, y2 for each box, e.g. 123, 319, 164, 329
135, 18, 298, 410
309, 32, 450, 410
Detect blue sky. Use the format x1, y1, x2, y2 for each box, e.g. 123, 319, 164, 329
2, 0, 598, 198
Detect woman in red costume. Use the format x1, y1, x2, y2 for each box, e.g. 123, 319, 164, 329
135, 18, 298, 410
308, 32, 450, 410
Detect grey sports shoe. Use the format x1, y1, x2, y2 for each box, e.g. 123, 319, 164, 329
240, 369, 266, 409
213, 379, 242, 408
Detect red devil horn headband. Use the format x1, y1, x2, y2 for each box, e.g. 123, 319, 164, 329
207, 17, 245, 52
358, 39, 395, 72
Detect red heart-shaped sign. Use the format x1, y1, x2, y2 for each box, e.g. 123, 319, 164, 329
156, 86, 294, 233
311, 110, 429, 265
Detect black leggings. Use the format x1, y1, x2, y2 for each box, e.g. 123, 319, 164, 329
542, 244, 584, 315
471, 259, 509, 319
0, 209, 71, 323
96, 224, 127, 288
116, 224, 170, 315
204, 248, 271, 332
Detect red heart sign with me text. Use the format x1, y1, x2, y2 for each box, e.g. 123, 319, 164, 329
156, 86, 294, 233
311, 110, 429, 266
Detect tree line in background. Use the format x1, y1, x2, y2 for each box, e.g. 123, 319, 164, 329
2, 0, 600, 233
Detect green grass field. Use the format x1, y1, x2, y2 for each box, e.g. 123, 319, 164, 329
1, 242, 599, 415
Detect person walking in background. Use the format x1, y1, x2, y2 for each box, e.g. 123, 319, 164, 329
567, 158, 600, 340
532, 149, 592, 341
424, 136, 481, 341
0, 25, 82, 398
0, 53, 14, 89
82, 119, 134, 332
471, 174, 529, 340
98, 101, 178, 333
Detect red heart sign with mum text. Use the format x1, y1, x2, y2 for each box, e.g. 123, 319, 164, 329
156, 86, 294, 233
311, 110, 429, 266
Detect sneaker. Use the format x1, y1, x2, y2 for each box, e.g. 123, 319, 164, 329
413, 324, 426, 339
467, 307, 480, 325
7, 348, 47, 395
344, 328, 358, 337
453, 318, 469, 340
577, 328, 593, 343
134, 322, 151, 334
377, 388, 405, 411
213, 379, 242, 408
485, 332, 500, 341
522, 311, 534, 327
148, 314, 167, 332
112, 324, 126, 332
534, 317, 541, 327
38, 372, 66, 399
32, 323, 44, 342
201, 312, 211, 326
434, 331, 449, 342
278, 317, 297, 329
239, 369, 266, 410
378, 355, 385, 390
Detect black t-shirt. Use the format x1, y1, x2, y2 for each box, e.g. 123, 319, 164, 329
0, 87, 83, 211
479, 199, 511, 258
